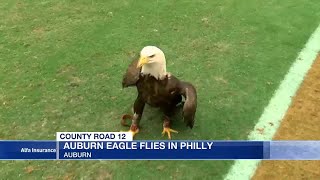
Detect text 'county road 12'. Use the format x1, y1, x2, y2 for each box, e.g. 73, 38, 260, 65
56, 132, 133, 141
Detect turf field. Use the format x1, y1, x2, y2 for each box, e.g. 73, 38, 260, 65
1, 0, 320, 179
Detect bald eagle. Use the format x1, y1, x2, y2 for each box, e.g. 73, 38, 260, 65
121, 46, 197, 139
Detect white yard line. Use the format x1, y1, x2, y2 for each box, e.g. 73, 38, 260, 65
224, 23, 320, 180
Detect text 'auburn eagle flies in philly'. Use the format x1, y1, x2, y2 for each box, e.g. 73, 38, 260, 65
121, 46, 197, 139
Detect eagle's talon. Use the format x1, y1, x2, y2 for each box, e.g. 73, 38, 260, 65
128, 128, 140, 137
121, 124, 139, 137
121, 128, 139, 137
162, 127, 178, 139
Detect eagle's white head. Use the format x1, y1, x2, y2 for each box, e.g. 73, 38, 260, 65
137, 46, 167, 80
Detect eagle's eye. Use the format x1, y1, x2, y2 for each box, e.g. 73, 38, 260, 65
149, 54, 155, 58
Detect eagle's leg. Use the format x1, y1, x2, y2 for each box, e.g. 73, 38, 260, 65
161, 97, 181, 139
127, 96, 145, 137
162, 116, 178, 140
127, 114, 140, 136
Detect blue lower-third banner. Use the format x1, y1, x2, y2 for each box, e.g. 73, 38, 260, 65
1, 141, 320, 160
59, 141, 265, 159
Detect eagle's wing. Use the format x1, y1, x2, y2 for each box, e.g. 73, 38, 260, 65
178, 81, 197, 128
122, 57, 141, 88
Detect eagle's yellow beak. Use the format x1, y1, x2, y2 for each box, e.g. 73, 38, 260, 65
137, 56, 148, 68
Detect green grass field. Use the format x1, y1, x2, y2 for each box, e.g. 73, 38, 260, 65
1, 0, 320, 179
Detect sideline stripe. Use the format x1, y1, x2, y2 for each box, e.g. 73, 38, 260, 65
224, 24, 320, 180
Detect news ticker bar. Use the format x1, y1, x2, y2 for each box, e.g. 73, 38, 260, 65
0, 140, 320, 160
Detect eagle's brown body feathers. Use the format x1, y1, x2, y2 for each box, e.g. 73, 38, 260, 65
122, 59, 197, 129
